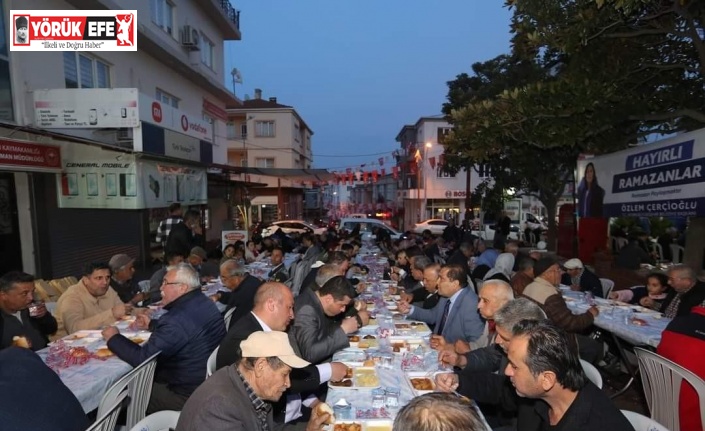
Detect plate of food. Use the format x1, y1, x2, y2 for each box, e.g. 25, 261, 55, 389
365, 420, 393, 431
330, 422, 363, 431
357, 335, 379, 349
328, 367, 380, 390
94, 347, 114, 359
406, 372, 436, 395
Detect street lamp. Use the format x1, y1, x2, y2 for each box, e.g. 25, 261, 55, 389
422, 142, 432, 220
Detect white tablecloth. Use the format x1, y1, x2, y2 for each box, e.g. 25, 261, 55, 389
563, 289, 670, 347
37, 319, 149, 413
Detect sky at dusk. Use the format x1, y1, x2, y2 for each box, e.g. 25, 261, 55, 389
224, 1, 513, 170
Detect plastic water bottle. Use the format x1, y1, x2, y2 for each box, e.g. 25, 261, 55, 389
585, 292, 595, 306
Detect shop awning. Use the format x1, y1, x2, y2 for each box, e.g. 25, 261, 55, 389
214, 166, 334, 182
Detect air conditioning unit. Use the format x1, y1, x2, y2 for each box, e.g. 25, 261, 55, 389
116, 128, 133, 142
181, 25, 200, 49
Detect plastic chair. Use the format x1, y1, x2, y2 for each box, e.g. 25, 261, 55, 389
670, 244, 685, 264
87, 390, 128, 431
599, 278, 615, 298
650, 243, 664, 262
129, 410, 181, 431
580, 359, 603, 389
621, 410, 670, 431
635, 347, 705, 431
206, 346, 219, 378
97, 351, 161, 430
223, 307, 236, 329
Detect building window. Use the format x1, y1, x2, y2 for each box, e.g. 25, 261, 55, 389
200, 35, 214, 68
64, 52, 111, 89
226, 122, 236, 139
255, 158, 275, 168
150, 0, 174, 34
203, 113, 216, 141
156, 89, 179, 108
241, 158, 248, 167
436, 167, 456, 178
241, 124, 248, 138
255, 121, 275, 137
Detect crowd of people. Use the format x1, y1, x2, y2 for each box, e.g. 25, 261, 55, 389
1, 209, 704, 431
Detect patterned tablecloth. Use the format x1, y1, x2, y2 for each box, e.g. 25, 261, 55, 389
37, 318, 150, 413
563, 288, 670, 348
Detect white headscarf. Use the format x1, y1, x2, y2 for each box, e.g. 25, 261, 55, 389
483, 253, 515, 281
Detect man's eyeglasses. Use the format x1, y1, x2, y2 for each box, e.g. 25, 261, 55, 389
162, 280, 181, 286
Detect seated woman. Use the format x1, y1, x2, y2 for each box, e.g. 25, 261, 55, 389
609, 272, 670, 310
483, 252, 515, 283
220, 244, 237, 263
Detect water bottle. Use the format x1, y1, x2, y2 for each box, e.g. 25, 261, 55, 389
585, 292, 595, 306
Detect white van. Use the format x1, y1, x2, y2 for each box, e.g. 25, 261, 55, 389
339, 218, 401, 241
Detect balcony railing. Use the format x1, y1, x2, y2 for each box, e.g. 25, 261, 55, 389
220, 0, 241, 30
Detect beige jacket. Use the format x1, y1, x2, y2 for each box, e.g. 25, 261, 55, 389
54, 279, 123, 337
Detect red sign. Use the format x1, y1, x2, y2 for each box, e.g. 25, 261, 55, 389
202, 99, 228, 122
151, 101, 162, 123
0, 139, 61, 169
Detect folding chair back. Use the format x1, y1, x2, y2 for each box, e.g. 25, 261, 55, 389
87, 391, 128, 431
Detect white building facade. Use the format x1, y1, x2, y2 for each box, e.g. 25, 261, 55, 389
0, 0, 241, 277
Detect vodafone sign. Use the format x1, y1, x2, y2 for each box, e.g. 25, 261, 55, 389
139, 94, 212, 142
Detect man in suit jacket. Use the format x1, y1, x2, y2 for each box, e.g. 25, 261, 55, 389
293, 276, 360, 363
164, 209, 204, 260
215, 282, 347, 426
398, 264, 485, 351
268, 247, 289, 283
420, 263, 441, 311
212, 259, 263, 329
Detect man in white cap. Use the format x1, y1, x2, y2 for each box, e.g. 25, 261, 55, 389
561, 258, 604, 298
176, 331, 330, 431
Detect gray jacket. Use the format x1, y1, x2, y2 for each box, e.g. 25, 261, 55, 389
409, 287, 485, 345
176, 365, 281, 431
293, 287, 349, 363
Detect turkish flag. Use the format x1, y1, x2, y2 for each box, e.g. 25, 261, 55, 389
372, 170, 378, 182
381, 168, 386, 176
392, 166, 398, 179
409, 161, 417, 175
429, 156, 436, 170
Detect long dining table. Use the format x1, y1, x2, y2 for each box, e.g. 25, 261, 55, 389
325, 249, 493, 430
37, 317, 151, 413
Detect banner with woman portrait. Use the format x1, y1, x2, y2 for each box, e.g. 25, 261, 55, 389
577, 128, 705, 218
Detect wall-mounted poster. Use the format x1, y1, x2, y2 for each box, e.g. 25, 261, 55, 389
139, 160, 207, 209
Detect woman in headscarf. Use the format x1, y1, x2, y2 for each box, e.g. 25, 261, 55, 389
483, 252, 515, 283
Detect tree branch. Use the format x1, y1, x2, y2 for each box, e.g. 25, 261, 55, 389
605, 28, 673, 38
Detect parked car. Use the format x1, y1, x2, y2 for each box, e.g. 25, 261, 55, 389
413, 219, 449, 235
339, 218, 402, 241
261, 220, 326, 237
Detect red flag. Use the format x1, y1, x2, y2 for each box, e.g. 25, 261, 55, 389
381, 168, 386, 176
362, 171, 368, 183
372, 170, 378, 182
392, 166, 398, 179
439, 153, 446, 167
429, 156, 436, 170
348, 172, 354, 184
378, 157, 384, 166
409, 161, 417, 175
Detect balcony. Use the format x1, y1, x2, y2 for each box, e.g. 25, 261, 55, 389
202, 0, 242, 40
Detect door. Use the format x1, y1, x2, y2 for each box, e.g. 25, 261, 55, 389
0, 173, 23, 273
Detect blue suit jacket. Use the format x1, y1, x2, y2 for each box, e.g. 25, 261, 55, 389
409, 287, 485, 344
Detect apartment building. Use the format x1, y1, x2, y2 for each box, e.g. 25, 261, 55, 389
226, 89, 314, 223
0, 0, 242, 277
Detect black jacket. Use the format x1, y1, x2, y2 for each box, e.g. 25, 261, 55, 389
164, 222, 204, 259
0, 348, 89, 431
660, 281, 705, 318
218, 275, 263, 329
0, 308, 57, 351
560, 268, 604, 298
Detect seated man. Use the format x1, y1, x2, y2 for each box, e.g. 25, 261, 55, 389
176, 331, 329, 431
102, 263, 226, 413
267, 247, 289, 283
0, 272, 57, 351
399, 256, 433, 304
55, 262, 130, 337
397, 264, 485, 351
561, 258, 603, 298
293, 276, 359, 363
212, 259, 263, 328
522, 257, 601, 362
438, 298, 545, 428
216, 282, 347, 426
0, 347, 89, 431
420, 263, 441, 310
510, 257, 535, 297
109, 253, 143, 305
658, 302, 705, 431
437, 320, 634, 431
392, 392, 485, 431
660, 264, 705, 318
